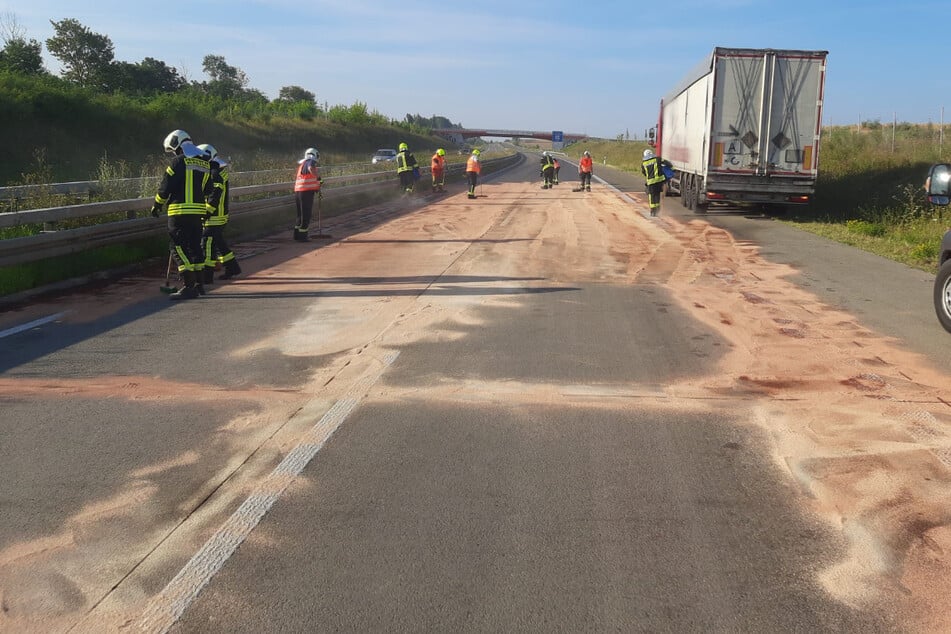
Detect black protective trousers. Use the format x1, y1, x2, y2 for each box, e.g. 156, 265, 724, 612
168, 214, 204, 276
202, 224, 234, 268
295, 190, 315, 233
467, 171, 479, 195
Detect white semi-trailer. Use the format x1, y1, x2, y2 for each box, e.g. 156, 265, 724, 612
654, 47, 827, 213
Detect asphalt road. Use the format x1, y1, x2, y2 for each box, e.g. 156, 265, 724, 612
1, 154, 948, 633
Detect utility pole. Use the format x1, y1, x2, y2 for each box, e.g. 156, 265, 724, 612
941, 106, 945, 150
892, 112, 896, 153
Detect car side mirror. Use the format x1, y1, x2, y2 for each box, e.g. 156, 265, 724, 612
926, 163, 951, 205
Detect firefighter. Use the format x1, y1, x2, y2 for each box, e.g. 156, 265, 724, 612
294, 147, 321, 241
642, 149, 666, 216
151, 129, 212, 300
431, 148, 447, 192
396, 142, 418, 194
540, 151, 556, 189
197, 143, 241, 282
579, 150, 593, 192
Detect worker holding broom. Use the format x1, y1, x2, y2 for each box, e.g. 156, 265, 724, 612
431, 148, 447, 192
465, 148, 481, 199
198, 143, 241, 283
396, 142, 418, 194
540, 151, 556, 189
578, 150, 593, 192
294, 147, 322, 241
151, 129, 212, 300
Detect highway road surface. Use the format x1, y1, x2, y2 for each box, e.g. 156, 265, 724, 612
1, 154, 950, 633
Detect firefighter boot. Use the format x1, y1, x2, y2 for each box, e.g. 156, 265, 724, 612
220, 260, 242, 280
203, 267, 215, 285
170, 271, 200, 300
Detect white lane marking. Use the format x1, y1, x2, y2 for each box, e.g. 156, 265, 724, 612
136, 350, 400, 634
0, 312, 67, 339
593, 174, 638, 205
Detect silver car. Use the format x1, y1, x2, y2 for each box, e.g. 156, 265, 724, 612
372, 148, 398, 164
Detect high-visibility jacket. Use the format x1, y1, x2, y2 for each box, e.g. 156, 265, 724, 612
431, 153, 446, 172
642, 156, 666, 185
466, 155, 481, 174
540, 155, 555, 171
396, 150, 417, 174
294, 158, 321, 192
204, 161, 230, 227
155, 144, 212, 216
579, 156, 593, 173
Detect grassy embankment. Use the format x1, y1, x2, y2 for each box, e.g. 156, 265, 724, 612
566, 125, 950, 272
0, 73, 460, 296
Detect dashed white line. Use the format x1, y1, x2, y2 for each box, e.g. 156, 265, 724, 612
136, 350, 400, 634
0, 312, 67, 339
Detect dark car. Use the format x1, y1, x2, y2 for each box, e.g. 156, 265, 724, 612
936, 229, 951, 333
923, 164, 951, 332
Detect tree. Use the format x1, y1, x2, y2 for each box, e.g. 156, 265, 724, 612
45, 18, 114, 88
105, 57, 185, 94
278, 85, 316, 105
0, 11, 45, 75
0, 36, 46, 75
201, 54, 248, 99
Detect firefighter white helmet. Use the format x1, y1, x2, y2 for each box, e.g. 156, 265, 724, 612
197, 143, 217, 161
163, 129, 192, 153
304, 147, 319, 160
643, 149, 655, 160
543, 151, 549, 157
583, 150, 591, 157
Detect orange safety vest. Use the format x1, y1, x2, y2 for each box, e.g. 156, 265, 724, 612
579, 156, 593, 173
431, 154, 446, 172
466, 155, 481, 174
294, 159, 321, 192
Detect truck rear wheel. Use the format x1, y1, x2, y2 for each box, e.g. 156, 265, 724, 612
693, 178, 708, 214
683, 175, 695, 210
935, 259, 951, 333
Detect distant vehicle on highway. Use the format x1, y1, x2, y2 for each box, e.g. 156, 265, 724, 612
923, 163, 951, 332
372, 149, 397, 164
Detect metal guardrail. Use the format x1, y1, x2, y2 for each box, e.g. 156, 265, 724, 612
0, 163, 388, 209
0, 154, 519, 268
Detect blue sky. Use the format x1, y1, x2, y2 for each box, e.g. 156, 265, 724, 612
3, 0, 950, 139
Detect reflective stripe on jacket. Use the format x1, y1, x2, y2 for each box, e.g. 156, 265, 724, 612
155, 153, 211, 216
396, 151, 417, 174
204, 163, 230, 226
295, 159, 321, 192
642, 157, 666, 185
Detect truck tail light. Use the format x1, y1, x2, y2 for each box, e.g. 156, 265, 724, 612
706, 192, 726, 200
787, 195, 810, 203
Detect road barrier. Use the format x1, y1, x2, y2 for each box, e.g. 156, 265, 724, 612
0, 154, 520, 269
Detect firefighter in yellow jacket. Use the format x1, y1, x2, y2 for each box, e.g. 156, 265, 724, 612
151, 129, 212, 300
641, 149, 666, 216
198, 143, 241, 283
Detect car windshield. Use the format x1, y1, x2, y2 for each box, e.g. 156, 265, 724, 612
376, 150, 395, 156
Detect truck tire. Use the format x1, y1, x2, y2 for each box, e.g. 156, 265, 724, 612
935, 259, 951, 333
694, 177, 708, 214
683, 175, 695, 210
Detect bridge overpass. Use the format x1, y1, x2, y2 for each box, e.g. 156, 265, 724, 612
433, 128, 587, 145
